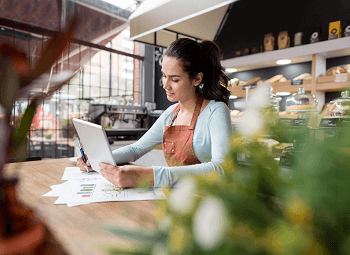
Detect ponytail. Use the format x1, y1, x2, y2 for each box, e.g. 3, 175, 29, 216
164, 38, 230, 105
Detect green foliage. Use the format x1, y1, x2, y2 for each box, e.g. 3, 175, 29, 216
44, 134, 52, 139
105, 93, 350, 255
8, 99, 38, 159
61, 118, 76, 138
0, 20, 75, 165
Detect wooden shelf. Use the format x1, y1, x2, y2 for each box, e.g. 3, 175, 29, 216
230, 81, 350, 98
228, 86, 251, 98
221, 37, 350, 72
316, 81, 350, 92
229, 80, 312, 98
272, 82, 312, 94
225, 38, 350, 104
229, 80, 348, 98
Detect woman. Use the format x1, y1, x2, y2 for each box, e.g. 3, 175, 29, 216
77, 38, 232, 188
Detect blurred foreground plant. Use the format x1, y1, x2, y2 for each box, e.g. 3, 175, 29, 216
105, 86, 350, 255
0, 11, 80, 253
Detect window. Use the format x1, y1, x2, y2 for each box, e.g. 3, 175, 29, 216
6, 25, 144, 159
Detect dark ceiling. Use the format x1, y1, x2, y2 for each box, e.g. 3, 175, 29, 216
0, 0, 132, 71
215, 0, 350, 60
0, 0, 130, 40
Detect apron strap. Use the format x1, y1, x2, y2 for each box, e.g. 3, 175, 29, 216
168, 104, 181, 126
189, 95, 204, 130
168, 95, 203, 128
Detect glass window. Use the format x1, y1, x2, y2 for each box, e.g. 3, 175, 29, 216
7, 26, 143, 159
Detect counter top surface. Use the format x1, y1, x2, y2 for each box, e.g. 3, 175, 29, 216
5, 158, 160, 255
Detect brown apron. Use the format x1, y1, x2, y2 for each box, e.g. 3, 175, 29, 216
162, 96, 203, 167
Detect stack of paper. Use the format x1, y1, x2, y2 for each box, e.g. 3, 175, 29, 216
43, 167, 166, 207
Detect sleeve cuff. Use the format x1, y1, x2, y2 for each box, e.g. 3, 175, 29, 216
153, 166, 171, 187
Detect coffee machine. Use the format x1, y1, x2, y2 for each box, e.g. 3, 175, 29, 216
88, 103, 148, 141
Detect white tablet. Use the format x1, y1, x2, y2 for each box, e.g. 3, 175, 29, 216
72, 118, 116, 172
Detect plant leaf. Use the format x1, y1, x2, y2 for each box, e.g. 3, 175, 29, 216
104, 225, 168, 248
7, 99, 37, 157
0, 54, 20, 116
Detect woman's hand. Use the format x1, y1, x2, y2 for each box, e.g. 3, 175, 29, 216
99, 163, 154, 188
76, 155, 95, 172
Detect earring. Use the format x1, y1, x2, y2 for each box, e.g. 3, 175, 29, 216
199, 83, 204, 89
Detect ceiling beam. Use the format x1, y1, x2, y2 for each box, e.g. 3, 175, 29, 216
75, 0, 131, 21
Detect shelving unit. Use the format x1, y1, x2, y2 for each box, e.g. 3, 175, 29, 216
221, 37, 350, 72
222, 37, 350, 108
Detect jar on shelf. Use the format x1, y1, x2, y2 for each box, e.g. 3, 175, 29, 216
285, 87, 318, 112
327, 91, 350, 117
262, 86, 282, 122
285, 87, 319, 127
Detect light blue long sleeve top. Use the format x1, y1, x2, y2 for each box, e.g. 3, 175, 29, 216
112, 100, 232, 187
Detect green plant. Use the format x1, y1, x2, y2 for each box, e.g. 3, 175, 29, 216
45, 134, 52, 139
105, 86, 350, 255
0, 11, 78, 251
61, 118, 76, 138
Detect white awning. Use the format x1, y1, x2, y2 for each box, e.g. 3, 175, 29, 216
129, 0, 237, 47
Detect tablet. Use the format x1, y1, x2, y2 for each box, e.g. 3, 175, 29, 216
72, 118, 116, 172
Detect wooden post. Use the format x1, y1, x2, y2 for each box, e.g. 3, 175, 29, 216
311, 53, 326, 111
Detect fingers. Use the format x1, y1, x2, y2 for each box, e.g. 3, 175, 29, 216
99, 162, 120, 173
77, 157, 92, 172
76, 157, 87, 171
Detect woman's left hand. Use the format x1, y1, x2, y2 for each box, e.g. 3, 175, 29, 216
99, 163, 154, 188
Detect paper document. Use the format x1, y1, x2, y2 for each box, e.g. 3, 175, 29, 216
61, 167, 103, 180
43, 167, 167, 207
43, 182, 68, 196
54, 178, 166, 205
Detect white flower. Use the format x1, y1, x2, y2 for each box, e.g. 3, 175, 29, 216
169, 177, 196, 215
238, 84, 270, 137
193, 197, 229, 250
248, 84, 270, 110
238, 109, 263, 137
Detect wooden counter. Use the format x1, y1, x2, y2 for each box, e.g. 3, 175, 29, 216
4, 158, 160, 255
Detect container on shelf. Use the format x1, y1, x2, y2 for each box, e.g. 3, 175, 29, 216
285, 87, 318, 112
283, 87, 319, 128
327, 90, 350, 116
317, 73, 350, 83
262, 86, 282, 123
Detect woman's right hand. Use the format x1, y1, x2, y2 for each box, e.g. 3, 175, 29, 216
76, 155, 94, 172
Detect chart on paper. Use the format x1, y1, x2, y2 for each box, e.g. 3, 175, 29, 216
54, 178, 166, 204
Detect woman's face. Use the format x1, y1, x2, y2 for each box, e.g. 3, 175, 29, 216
161, 56, 201, 103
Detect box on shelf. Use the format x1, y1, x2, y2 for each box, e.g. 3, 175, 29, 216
329, 21, 342, 40
242, 48, 250, 56
317, 73, 350, 83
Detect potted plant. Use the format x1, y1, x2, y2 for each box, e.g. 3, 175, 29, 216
0, 17, 77, 253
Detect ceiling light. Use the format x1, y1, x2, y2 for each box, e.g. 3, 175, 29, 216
226, 68, 237, 73
276, 92, 290, 96
276, 59, 291, 65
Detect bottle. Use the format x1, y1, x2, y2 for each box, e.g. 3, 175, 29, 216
310, 28, 322, 43
294, 32, 303, 46
343, 21, 350, 37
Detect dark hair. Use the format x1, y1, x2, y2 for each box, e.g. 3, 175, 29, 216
164, 38, 230, 105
